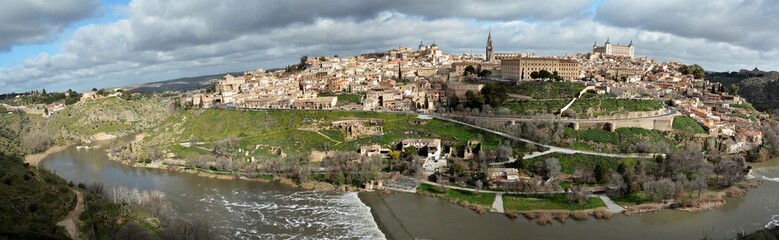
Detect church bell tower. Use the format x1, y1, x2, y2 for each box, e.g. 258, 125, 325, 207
486, 32, 494, 62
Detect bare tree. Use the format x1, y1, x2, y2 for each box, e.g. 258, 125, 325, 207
608, 172, 627, 196
642, 178, 676, 202
86, 183, 104, 195
544, 158, 561, 179
162, 217, 219, 240
715, 159, 746, 187
22, 130, 53, 154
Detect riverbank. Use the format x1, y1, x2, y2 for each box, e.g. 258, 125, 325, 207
24, 144, 73, 166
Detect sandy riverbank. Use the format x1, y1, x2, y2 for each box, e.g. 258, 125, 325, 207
24, 144, 73, 166
91, 132, 118, 141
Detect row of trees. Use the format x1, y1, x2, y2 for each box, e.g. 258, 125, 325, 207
529, 70, 563, 81
449, 83, 509, 111
462, 66, 492, 77
80, 183, 219, 239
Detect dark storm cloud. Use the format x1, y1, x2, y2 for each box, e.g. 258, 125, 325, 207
0, 0, 101, 51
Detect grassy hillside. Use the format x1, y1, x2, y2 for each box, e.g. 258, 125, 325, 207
143, 109, 512, 159
0, 152, 71, 239
707, 73, 779, 113
43, 97, 169, 141
673, 116, 707, 134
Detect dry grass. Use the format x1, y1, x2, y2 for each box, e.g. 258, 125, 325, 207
536, 212, 554, 225
738, 181, 759, 189
570, 211, 589, 221
725, 187, 746, 198
593, 208, 613, 219
623, 203, 662, 216
553, 212, 570, 223
523, 211, 540, 220
505, 211, 519, 219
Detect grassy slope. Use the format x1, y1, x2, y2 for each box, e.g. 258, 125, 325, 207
417, 183, 496, 207
524, 153, 635, 174
161, 109, 507, 157
0, 152, 71, 239
502, 194, 606, 211
509, 82, 585, 99
561, 127, 677, 153
672, 116, 707, 134
319, 93, 362, 105
44, 97, 167, 139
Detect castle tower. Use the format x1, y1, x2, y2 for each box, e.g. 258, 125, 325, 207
486, 32, 494, 62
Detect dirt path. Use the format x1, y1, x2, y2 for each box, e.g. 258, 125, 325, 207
24, 144, 72, 167
314, 130, 342, 144
57, 189, 84, 240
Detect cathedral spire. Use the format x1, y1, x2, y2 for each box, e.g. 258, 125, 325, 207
486, 31, 494, 62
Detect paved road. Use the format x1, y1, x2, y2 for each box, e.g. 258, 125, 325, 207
597, 194, 625, 213
445, 107, 678, 123
429, 115, 660, 160
491, 193, 505, 213
234, 107, 663, 159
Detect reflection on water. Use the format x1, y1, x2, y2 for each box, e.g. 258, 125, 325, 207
41, 146, 384, 240
39, 142, 779, 240
362, 165, 779, 240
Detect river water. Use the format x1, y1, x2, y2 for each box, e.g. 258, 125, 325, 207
41, 144, 779, 240
40, 145, 385, 240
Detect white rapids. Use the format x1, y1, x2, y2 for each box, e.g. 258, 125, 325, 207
194, 189, 385, 240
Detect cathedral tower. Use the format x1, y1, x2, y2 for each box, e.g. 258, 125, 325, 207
486, 32, 494, 62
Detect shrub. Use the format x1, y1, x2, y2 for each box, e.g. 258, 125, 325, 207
593, 208, 613, 219
570, 211, 589, 221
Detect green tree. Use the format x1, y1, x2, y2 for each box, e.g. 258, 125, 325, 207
594, 162, 607, 184
449, 95, 460, 110
478, 69, 492, 77
539, 70, 553, 79
480, 83, 508, 107
730, 84, 740, 95
530, 71, 540, 79
449, 162, 465, 176
464, 90, 484, 109
402, 146, 419, 160
463, 65, 477, 76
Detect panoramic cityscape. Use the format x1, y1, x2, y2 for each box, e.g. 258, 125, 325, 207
1, 1, 779, 240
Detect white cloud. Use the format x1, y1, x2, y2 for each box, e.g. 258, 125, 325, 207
0, 0, 100, 51
2, 0, 779, 93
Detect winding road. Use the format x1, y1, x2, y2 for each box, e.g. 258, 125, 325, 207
427, 114, 661, 160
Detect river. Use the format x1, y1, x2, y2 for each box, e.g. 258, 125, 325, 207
40, 145, 384, 240
41, 144, 779, 240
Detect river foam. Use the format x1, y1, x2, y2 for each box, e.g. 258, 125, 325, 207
766, 215, 779, 229
195, 189, 385, 240
761, 175, 779, 183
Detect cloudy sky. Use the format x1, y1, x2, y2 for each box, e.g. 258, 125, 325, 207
0, 0, 776, 93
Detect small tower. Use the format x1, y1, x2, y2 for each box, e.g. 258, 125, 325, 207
486, 31, 494, 62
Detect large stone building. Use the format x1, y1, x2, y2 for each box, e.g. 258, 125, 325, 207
593, 38, 635, 58
501, 57, 581, 80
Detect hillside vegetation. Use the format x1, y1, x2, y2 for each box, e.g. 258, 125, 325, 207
0, 152, 71, 239
141, 109, 509, 159
707, 73, 779, 113
43, 97, 169, 141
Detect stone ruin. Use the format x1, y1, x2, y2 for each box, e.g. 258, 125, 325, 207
331, 119, 384, 141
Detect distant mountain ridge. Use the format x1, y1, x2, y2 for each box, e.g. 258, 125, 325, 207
123, 72, 241, 93
707, 70, 779, 114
